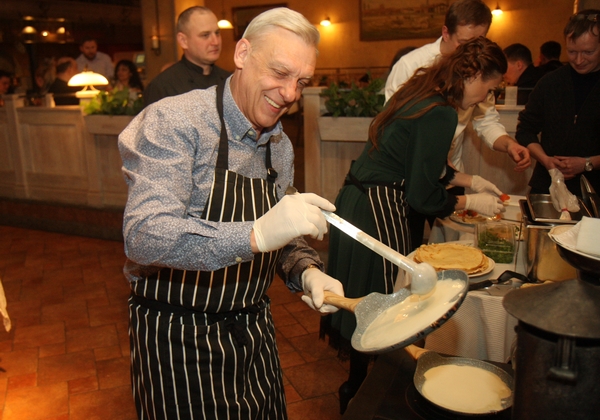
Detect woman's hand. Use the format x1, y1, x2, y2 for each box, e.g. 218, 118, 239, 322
471, 175, 502, 196
464, 193, 505, 216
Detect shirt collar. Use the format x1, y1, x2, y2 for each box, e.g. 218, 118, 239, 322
221, 77, 283, 147
182, 55, 213, 75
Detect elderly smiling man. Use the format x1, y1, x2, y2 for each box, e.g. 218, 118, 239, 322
119, 7, 343, 420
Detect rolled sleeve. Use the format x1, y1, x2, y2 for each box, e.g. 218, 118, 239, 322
472, 93, 508, 149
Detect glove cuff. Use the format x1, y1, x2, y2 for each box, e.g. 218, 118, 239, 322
301, 264, 321, 290
464, 194, 472, 210
252, 226, 267, 253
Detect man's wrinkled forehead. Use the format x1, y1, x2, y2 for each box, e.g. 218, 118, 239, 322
251, 28, 316, 60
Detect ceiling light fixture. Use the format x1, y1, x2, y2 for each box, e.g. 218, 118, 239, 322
218, 17, 234, 29
320, 17, 331, 27
218, 0, 233, 29
492, 3, 503, 16
21, 25, 37, 43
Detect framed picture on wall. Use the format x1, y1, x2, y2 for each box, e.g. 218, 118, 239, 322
232, 4, 287, 40
360, 0, 447, 41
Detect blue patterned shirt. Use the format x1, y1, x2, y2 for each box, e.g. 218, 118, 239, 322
119, 77, 319, 290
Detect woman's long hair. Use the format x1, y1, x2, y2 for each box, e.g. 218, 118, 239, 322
369, 37, 507, 149
114, 59, 144, 91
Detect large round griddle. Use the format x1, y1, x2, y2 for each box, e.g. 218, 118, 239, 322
405, 345, 514, 416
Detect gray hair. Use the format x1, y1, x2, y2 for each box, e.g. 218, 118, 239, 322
242, 7, 319, 51
177, 6, 213, 34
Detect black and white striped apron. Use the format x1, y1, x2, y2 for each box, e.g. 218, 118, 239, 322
346, 173, 410, 293
128, 83, 286, 420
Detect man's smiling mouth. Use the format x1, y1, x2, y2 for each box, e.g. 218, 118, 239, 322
265, 95, 282, 109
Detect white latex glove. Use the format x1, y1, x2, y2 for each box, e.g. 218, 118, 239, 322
465, 193, 505, 216
548, 168, 580, 213
301, 267, 344, 314
253, 193, 335, 253
471, 175, 502, 196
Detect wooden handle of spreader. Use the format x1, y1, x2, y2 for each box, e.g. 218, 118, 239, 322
323, 291, 363, 313
404, 344, 429, 360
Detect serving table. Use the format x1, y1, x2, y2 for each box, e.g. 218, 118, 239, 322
418, 198, 527, 363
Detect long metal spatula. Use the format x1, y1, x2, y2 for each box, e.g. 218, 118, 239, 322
321, 210, 437, 295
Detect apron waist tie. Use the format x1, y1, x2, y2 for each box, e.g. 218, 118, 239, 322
131, 293, 269, 317
344, 170, 405, 193
131, 294, 269, 347
131, 293, 271, 316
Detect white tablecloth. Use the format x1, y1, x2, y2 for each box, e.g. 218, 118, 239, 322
422, 208, 526, 363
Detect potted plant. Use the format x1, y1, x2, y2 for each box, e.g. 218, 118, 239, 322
317, 77, 385, 141
84, 88, 142, 135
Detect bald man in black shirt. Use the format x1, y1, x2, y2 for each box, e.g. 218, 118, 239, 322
144, 6, 231, 107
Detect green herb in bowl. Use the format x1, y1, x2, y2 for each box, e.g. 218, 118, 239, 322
477, 224, 515, 264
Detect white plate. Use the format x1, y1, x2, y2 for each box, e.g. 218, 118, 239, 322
470, 257, 495, 277
408, 243, 495, 278
449, 213, 502, 226
548, 225, 600, 263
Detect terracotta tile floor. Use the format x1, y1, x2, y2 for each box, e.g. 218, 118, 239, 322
0, 225, 348, 420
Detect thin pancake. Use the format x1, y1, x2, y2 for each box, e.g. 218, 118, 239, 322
414, 243, 486, 274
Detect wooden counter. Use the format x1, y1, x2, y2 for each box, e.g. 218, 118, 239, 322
302, 87, 371, 202
0, 94, 133, 208
302, 88, 533, 203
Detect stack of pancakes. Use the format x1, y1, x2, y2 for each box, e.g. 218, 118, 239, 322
414, 243, 489, 275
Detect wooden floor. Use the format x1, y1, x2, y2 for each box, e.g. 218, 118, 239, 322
0, 114, 356, 419
0, 225, 347, 420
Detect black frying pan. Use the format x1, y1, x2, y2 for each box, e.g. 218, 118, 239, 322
405, 345, 514, 416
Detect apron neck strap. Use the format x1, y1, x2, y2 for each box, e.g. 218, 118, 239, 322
215, 81, 278, 183
215, 82, 229, 171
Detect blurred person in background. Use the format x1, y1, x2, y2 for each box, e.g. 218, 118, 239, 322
26, 59, 55, 105
0, 70, 11, 95
503, 43, 542, 88
111, 59, 144, 93
33, 59, 55, 95
76, 37, 114, 79
536, 40, 564, 77
503, 43, 543, 104
143, 6, 231, 106
48, 57, 80, 106
516, 10, 600, 195
0, 70, 12, 106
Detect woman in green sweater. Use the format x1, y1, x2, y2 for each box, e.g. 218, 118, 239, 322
322, 37, 508, 414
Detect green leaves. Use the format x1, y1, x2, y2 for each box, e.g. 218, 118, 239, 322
84, 88, 143, 116
320, 77, 385, 118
